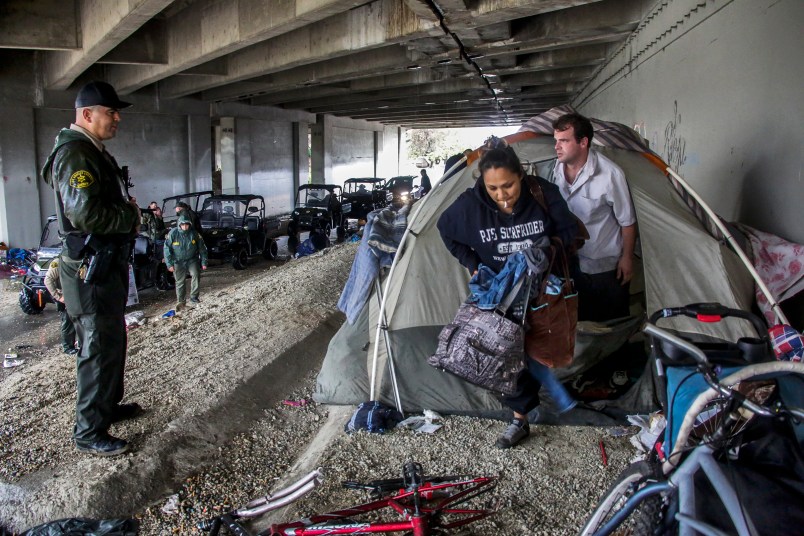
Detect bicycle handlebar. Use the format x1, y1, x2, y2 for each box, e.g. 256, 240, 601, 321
644, 324, 709, 366
648, 302, 767, 339
198, 468, 324, 532
644, 325, 787, 421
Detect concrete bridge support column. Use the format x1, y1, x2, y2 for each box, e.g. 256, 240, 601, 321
310, 115, 331, 184
219, 117, 237, 194
0, 105, 41, 249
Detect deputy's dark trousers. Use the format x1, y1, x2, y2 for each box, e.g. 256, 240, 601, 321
56, 302, 77, 352
61, 253, 129, 442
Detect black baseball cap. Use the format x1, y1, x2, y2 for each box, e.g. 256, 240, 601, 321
75, 81, 132, 109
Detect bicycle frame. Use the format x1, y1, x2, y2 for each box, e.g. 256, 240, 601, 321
582, 321, 804, 536
594, 443, 760, 536
199, 465, 497, 536
268, 476, 496, 536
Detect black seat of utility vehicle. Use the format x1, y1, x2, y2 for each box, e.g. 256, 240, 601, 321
245, 216, 260, 231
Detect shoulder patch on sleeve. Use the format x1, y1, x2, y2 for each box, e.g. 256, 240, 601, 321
69, 170, 95, 189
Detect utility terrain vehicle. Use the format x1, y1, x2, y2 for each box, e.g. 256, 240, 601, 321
199, 194, 285, 269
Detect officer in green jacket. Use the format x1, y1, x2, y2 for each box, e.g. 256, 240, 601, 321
164, 215, 208, 309
41, 81, 142, 457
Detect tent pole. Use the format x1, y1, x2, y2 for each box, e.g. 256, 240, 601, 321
666, 168, 789, 326
369, 187, 434, 405
374, 278, 404, 415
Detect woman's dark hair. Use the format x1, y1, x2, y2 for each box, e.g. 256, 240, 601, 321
476, 136, 524, 180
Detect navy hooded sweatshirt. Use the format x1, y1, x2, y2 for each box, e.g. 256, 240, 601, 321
437, 175, 578, 274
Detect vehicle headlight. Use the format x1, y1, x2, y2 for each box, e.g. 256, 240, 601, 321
226, 233, 235, 239
292, 210, 299, 216
316, 212, 324, 217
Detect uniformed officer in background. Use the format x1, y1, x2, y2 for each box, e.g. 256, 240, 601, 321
44, 254, 78, 355
164, 214, 208, 310
41, 81, 143, 457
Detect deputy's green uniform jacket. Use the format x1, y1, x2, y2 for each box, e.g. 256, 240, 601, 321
164, 216, 208, 267
42, 128, 138, 240
42, 128, 138, 316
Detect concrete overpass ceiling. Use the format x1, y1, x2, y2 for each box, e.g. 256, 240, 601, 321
1, 0, 647, 128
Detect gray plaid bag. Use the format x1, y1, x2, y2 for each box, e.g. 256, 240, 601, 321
427, 276, 528, 396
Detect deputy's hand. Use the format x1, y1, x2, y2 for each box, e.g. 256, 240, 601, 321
617, 255, 634, 285
201, 265, 207, 271
167, 266, 174, 272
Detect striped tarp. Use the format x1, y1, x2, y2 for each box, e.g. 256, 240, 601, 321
519, 106, 726, 241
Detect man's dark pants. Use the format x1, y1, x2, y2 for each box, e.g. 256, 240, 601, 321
56, 301, 77, 352
60, 252, 128, 442
571, 267, 630, 322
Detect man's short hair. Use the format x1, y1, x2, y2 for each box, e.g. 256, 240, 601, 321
176, 202, 190, 210
553, 113, 594, 145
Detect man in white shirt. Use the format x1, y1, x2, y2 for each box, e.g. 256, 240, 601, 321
552, 113, 637, 321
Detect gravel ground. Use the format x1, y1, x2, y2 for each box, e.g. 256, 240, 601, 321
0, 241, 639, 534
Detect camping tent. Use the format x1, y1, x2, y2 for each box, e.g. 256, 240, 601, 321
314, 109, 756, 417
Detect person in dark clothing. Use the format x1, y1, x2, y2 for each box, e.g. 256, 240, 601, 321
44, 255, 78, 355
41, 81, 143, 457
175, 201, 202, 231
443, 149, 473, 179
420, 169, 432, 195
146, 201, 166, 239
437, 136, 578, 449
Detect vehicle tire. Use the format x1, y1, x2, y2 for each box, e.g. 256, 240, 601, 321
336, 224, 346, 243
232, 247, 248, 270
19, 288, 45, 315
324, 222, 332, 237
578, 460, 663, 536
156, 265, 175, 291
287, 221, 298, 236
262, 239, 278, 260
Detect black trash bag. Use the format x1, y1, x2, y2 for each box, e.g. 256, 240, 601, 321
22, 518, 138, 536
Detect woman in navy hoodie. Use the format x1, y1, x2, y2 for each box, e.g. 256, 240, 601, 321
437, 136, 578, 449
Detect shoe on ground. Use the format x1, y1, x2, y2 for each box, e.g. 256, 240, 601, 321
176, 302, 185, 311
75, 434, 129, 457
495, 418, 530, 449
190, 297, 200, 304
64, 348, 79, 355
111, 402, 143, 423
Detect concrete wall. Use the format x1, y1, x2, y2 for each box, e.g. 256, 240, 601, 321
34, 109, 200, 214
575, 0, 804, 244
1, 60, 383, 247
310, 114, 398, 187
331, 126, 375, 185
236, 118, 296, 215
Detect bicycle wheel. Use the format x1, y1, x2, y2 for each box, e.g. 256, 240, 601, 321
578, 460, 662, 536
687, 380, 774, 445
666, 361, 804, 470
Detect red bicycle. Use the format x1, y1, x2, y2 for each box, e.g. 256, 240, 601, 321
197, 462, 498, 535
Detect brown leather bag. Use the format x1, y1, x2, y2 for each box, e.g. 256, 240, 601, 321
524, 238, 578, 368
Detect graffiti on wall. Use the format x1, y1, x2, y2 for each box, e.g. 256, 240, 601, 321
663, 101, 687, 171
